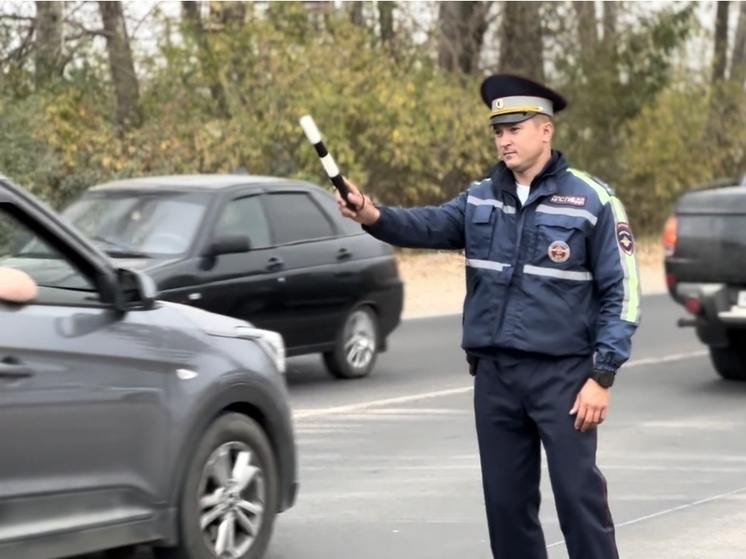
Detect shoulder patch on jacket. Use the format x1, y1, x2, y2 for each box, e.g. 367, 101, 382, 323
616, 222, 634, 255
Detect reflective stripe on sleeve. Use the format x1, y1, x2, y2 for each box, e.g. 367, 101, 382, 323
467, 195, 516, 214
466, 258, 511, 272
610, 197, 641, 323
569, 168, 641, 323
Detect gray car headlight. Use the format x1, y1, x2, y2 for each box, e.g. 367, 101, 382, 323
234, 325, 286, 374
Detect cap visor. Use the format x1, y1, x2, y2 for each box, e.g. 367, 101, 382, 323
489, 112, 538, 125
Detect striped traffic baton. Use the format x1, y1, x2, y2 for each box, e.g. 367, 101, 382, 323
299, 115, 356, 210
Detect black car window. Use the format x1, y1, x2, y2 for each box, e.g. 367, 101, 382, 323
0, 205, 98, 305
61, 191, 211, 258
214, 195, 271, 249
311, 189, 366, 236
264, 192, 335, 245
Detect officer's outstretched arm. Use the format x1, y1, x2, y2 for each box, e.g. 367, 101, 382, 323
362, 192, 466, 250
589, 196, 642, 373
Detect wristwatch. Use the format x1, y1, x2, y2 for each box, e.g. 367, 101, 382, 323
591, 370, 615, 388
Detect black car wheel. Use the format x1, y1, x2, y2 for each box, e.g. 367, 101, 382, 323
103, 546, 138, 558
323, 306, 379, 379
154, 413, 279, 559
709, 345, 746, 381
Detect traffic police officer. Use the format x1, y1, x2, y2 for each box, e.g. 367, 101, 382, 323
336, 73, 641, 559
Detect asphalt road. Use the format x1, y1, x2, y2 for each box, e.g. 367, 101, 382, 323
90, 293, 746, 559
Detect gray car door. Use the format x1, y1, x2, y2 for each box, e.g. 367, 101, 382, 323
0, 197, 170, 544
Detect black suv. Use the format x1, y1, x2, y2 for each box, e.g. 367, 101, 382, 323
59, 174, 404, 379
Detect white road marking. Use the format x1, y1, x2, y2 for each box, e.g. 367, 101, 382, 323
292, 350, 707, 421
545, 485, 746, 549
293, 386, 473, 420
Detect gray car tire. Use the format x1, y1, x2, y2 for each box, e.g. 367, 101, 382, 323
154, 413, 280, 559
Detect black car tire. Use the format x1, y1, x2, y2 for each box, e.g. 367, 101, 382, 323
103, 546, 138, 558
153, 413, 280, 559
323, 306, 379, 379
709, 345, 746, 381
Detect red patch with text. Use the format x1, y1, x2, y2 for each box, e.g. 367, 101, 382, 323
616, 222, 634, 255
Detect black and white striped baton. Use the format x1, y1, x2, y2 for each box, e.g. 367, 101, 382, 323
299, 115, 356, 210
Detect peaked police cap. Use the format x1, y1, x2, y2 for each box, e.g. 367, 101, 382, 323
480, 73, 567, 125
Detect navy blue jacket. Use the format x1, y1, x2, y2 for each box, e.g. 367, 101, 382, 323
364, 151, 641, 373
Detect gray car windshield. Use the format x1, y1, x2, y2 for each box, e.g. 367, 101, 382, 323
61, 190, 210, 257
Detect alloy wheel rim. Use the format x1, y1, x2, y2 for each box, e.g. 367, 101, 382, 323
198, 442, 266, 558
343, 310, 376, 370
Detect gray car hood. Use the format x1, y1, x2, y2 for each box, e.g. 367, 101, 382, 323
158, 300, 254, 337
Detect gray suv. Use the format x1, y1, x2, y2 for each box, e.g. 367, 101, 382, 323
0, 173, 298, 559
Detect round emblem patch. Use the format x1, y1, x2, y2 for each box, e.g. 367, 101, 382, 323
616, 222, 634, 255
548, 240, 570, 263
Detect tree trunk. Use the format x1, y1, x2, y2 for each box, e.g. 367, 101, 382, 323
207, 0, 246, 27
499, 0, 544, 82
437, 1, 489, 75
34, 1, 64, 87
712, 0, 730, 83
573, 1, 598, 54
348, 1, 364, 26
181, 1, 230, 118
98, 1, 142, 130
730, 1, 746, 84
378, 1, 395, 45
602, 0, 617, 43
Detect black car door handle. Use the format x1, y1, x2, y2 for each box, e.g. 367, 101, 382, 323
0, 360, 33, 378
266, 256, 284, 271
337, 248, 352, 260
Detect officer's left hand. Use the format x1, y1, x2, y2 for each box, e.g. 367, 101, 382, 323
569, 379, 610, 432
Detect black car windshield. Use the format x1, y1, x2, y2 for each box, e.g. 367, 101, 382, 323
61, 190, 210, 257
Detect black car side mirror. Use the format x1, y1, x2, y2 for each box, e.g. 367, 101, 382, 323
115, 267, 157, 311
204, 234, 251, 257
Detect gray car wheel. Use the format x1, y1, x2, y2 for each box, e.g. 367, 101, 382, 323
154, 413, 279, 559
323, 306, 379, 379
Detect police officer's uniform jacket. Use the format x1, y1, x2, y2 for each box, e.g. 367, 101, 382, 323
365, 150, 641, 374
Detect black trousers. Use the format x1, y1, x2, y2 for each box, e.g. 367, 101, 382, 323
472, 350, 619, 559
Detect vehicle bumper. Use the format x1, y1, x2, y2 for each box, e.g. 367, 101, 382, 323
284, 480, 299, 511
277, 425, 299, 512
673, 282, 746, 346
271, 392, 299, 514
370, 279, 404, 344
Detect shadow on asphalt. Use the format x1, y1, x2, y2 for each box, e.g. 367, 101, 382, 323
283, 355, 403, 388
687, 377, 746, 397
283, 355, 331, 387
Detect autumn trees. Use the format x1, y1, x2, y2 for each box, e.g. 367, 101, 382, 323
0, 1, 744, 237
